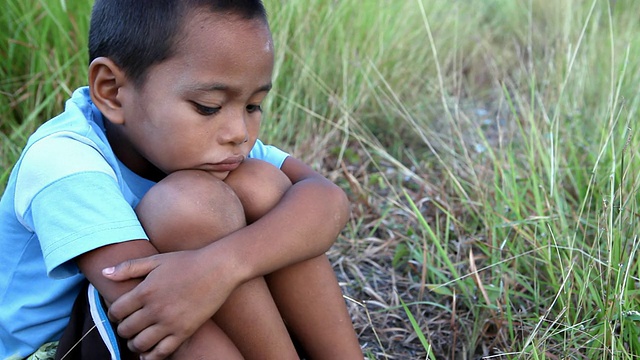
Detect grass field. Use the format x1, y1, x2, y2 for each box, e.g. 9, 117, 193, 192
2, 0, 640, 358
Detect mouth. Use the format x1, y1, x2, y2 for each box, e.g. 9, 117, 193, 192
205, 155, 245, 172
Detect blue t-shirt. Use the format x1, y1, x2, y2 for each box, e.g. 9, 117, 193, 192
0, 87, 289, 359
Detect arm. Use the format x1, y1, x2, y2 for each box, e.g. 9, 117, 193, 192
216, 156, 350, 281
104, 156, 350, 359
76, 239, 158, 306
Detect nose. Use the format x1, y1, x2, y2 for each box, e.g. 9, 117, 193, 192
219, 110, 249, 145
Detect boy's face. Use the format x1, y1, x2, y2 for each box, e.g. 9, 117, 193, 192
115, 11, 274, 181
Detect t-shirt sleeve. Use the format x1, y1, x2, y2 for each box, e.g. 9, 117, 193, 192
14, 135, 148, 278
29, 173, 148, 278
248, 139, 289, 169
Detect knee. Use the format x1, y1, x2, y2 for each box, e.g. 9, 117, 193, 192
136, 170, 245, 252
224, 159, 292, 223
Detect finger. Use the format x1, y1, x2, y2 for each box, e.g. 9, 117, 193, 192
116, 307, 156, 339
126, 323, 167, 354
140, 335, 184, 360
107, 289, 143, 322
102, 255, 160, 281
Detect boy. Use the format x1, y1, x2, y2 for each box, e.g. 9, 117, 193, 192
0, 0, 363, 359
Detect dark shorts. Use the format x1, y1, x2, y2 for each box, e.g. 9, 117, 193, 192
49, 282, 307, 360
53, 282, 131, 360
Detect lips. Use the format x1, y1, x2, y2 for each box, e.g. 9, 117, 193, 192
206, 155, 244, 172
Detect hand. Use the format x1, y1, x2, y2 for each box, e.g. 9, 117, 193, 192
103, 249, 238, 360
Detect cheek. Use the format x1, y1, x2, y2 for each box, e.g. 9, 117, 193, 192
247, 116, 262, 140
242, 118, 262, 153
144, 106, 188, 138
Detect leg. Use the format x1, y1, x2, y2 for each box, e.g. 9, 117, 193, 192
266, 256, 363, 360
134, 169, 297, 359
225, 160, 363, 359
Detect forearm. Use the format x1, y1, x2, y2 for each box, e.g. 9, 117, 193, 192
204, 176, 350, 283
76, 239, 159, 305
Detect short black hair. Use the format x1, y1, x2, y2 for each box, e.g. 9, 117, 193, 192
88, 0, 268, 87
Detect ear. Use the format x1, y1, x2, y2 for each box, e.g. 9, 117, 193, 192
88, 57, 129, 125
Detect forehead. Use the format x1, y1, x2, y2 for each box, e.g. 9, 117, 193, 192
137, 9, 274, 93
174, 10, 273, 65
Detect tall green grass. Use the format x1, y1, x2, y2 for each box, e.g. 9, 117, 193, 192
2, 0, 640, 358
344, 0, 640, 358
1, 0, 90, 186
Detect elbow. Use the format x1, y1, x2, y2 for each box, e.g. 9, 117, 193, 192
294, 175, 351, 252
334, 183, 351, 229
325, 182, 350, 243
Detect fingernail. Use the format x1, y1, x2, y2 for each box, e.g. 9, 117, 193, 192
102, 267, 115, 275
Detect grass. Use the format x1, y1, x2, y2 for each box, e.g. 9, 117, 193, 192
2, 0, 640, 358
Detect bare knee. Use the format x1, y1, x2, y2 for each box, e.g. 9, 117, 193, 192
136, 170, 245, 252
224, 159, 292, 223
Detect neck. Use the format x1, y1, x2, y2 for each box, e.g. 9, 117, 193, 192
104, 120, 166, 182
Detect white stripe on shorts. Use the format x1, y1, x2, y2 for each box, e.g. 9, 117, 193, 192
87, 284, 121, 360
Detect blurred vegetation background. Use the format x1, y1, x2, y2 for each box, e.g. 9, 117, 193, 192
2, 0, 640, 358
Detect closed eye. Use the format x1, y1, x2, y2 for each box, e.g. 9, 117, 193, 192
193, 102, 221, 116
246, 104, 263, 113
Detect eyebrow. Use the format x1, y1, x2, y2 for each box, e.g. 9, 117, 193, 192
188, 82, 272, 95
